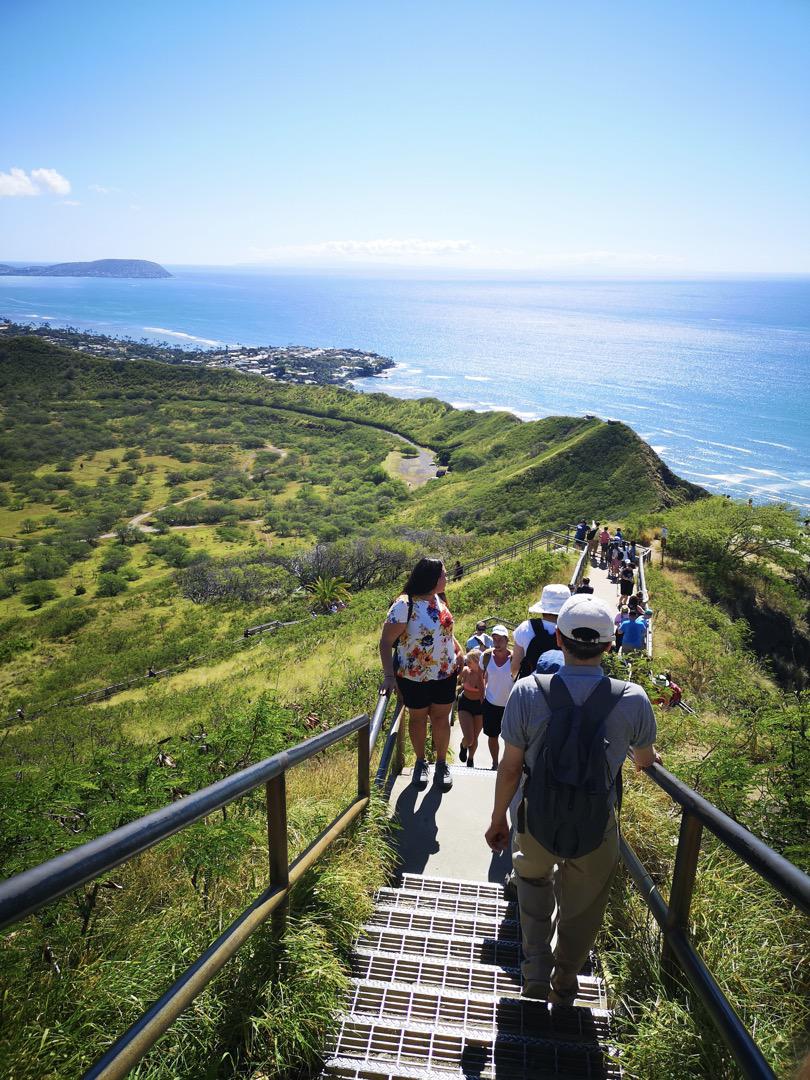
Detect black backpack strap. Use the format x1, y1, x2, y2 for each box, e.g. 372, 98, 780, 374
601, 678, 628, 815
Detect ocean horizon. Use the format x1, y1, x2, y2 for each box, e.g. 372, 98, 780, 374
3, 269, 809, 511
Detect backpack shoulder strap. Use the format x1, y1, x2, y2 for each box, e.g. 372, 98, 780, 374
483, 648, 492, 671
533, 672, 576, 709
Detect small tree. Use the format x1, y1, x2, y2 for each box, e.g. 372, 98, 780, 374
305, 575, 352, 613
22, 581, 58, 608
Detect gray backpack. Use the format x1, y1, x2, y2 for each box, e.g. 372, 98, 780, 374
524, 673, 626, 858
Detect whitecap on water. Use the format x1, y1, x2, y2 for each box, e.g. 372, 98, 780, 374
143, 326, 221, 346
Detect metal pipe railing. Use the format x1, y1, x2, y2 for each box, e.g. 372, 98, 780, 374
0, 711, 371, 930
621, 760, 810, 1080
456, 525, 573, 578
636, 546, 654, 658
0, 689, 399, 1080
620, 838, 775, 1080
641, 763, 810, 915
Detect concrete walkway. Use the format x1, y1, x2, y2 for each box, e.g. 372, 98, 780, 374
578, 549, 627, 610
389, 713, 510, 885
389, 551, 640, 882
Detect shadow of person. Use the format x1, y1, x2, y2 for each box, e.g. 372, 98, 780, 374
392, 777, 444, 876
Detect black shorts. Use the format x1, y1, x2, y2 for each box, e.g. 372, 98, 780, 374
396, 673, 457, 710
482, 699, 506, 737
457, 694, 483, 716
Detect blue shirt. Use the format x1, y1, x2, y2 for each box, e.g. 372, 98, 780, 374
465, 632, 493, 651
620, 617, 647, 649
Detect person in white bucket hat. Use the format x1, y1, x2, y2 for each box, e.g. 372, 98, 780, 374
511, 583, 571, 679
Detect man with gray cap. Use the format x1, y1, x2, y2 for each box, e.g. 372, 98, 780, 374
486, 594, 660, 1005
511, 583, 571, 680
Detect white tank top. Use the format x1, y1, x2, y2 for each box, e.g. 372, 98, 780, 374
485, 651, 513, 707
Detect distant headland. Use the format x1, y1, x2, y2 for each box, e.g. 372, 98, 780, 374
0, 259, 171, 279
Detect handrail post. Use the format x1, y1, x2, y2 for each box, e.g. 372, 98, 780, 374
662, 810, 703, 988
266, 774, 289, 940
358, 718, 370, 800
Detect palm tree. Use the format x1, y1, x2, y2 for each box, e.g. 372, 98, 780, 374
305, 575, 352, 613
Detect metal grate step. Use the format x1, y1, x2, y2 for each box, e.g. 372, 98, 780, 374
351, 951, 606, 1009
343, 981, 612, 1042
374, 886, 515, 922
399, 873, 506, 901
368, 904, 520, 942
357, 925, 520, 968
353, 947, 523, 998
323, 1017, 619, 1080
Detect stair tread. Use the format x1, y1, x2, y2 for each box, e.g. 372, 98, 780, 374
368, 904, 520, 941
323, 1016, 618, 1080
320, 1055, 615, 1080
375, 886, 514, 920
351, 951, 606, 1008
340, 980, 612, 1037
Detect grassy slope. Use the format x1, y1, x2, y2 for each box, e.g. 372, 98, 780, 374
0, 549, 568, 1080
601, 564, 809, 1079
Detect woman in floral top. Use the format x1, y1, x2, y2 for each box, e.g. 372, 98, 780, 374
379, 558, 462, 792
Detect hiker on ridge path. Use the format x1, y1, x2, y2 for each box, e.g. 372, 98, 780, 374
485, 594, 660, 1004
379, 557, 462, 792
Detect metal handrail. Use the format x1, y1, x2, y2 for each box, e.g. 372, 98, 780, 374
456, 526, 573, 577
636, 547, 654, 658
642, 763, 810, 915
0, 689, 397, 1080
621, 761, 810, 1079
569, 543, 590, 591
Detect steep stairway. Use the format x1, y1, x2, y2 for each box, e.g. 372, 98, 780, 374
321, 872, 619, 1080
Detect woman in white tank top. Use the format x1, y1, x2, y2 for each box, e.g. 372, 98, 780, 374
482, 625, 513, 769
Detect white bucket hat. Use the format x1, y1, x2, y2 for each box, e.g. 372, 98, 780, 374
528, 583, 571, 616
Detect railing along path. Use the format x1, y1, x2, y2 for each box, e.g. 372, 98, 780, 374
2, 526, 808, 1080
0, 688, 405, 1080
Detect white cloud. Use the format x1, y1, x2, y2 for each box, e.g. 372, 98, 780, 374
30, 168, 71, 195
250, 237, 474, 263
62, 200, 81, 207
0, 166, 72, 197
0, 168, 39, 196
312, 238, 473, 257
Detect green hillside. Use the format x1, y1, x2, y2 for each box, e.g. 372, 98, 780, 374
0, 336, 807, 1080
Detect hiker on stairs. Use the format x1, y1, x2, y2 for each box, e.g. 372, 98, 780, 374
380, 558, 462, 792
481, 626, 513, 770
485, 594, 661, 1004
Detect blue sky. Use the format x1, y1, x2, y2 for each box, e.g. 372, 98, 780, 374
1, 0, 809, 273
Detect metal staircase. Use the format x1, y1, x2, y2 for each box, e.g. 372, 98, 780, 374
321, 872, 619, 1080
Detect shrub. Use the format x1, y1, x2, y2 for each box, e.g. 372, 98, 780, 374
96, 572, 128, 597
22, 581, 57, 608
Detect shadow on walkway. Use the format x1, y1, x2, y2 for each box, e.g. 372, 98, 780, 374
392, 778, 445, 876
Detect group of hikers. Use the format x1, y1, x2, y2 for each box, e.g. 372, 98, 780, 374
379, 553, 666, 1007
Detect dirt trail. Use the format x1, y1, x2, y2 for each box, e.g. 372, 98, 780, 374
99, 492, 205, 538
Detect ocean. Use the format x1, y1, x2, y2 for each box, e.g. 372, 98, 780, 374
3, 270, 809, 510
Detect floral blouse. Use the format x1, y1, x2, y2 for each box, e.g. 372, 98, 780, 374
386, 593, 456, 682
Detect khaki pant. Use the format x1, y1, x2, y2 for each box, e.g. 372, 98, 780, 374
512, 807, 618, 998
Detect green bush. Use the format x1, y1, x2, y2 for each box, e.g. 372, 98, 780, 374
21, 580, 57, 608
96, 572, 128, 597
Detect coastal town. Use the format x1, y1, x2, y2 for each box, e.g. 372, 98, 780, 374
0, 319, 394, 386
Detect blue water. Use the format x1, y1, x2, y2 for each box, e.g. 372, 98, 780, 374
3, 271, 809, 509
